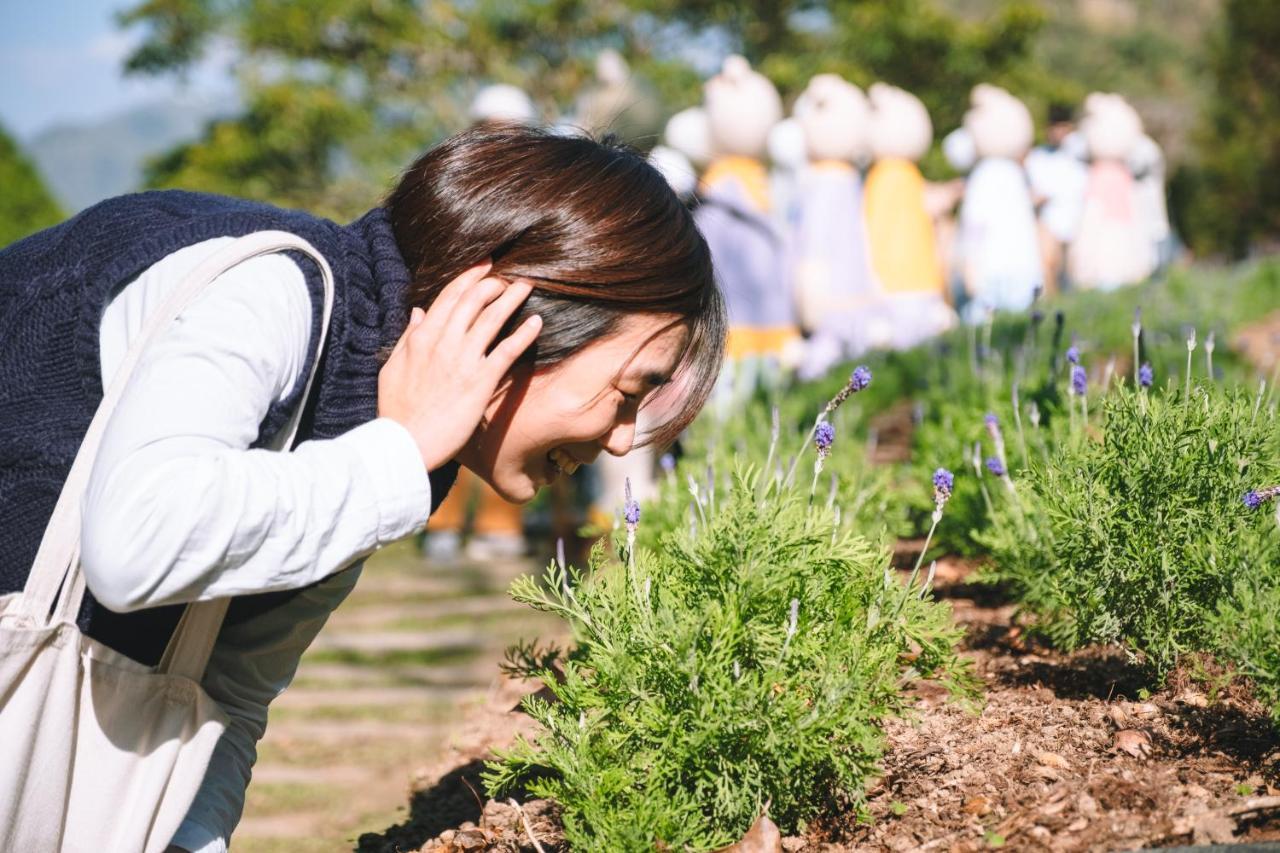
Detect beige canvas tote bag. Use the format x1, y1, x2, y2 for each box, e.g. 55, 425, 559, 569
0, 230, 336, 852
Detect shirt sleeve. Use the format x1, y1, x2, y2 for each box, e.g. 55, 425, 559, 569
81, 245, 432, 613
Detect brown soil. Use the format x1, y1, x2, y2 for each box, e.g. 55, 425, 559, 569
814, 558, 1280, 851
1233, 309, 1280, 374
359, 559, 1280, 853
356, 670, 567, 853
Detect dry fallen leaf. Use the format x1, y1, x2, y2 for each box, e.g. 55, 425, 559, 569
1033, 765, 1062, 781
1113, 728, 1153, 758
1034, 750, 1071, 770
962, 795, 993, 817
715, 813, 783, 853
1174, 690, 1209, 708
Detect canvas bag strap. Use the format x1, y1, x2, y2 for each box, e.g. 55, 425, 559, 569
22, 231, 336, 681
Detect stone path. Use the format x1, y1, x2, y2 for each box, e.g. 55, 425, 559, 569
232, 540, 559, 853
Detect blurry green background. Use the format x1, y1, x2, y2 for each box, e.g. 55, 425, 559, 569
1, 0, 1276, 258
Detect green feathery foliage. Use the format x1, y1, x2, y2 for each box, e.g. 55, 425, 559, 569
979, 383, 1280, 675
485, 468, 973, 850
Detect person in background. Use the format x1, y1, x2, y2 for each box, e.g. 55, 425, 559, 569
1026, 101, 1088, 293
952, 84, 1044, 318
863, 83, 956, 350
694, 56, 798, 415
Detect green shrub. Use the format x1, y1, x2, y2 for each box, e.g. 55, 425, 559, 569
1213, 527, 1280, 724
980, 383, 1280, 674
485, 470, 972, 850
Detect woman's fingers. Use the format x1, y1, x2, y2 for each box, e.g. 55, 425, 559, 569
420, 261, 493, 337
485, 314, 543, 378
390, 307, 425, 359
467, 280, 534, 356
438, 275, 509, 345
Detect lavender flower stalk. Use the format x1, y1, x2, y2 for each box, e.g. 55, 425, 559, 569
1132, 308, 1143, 386
932, 467, 954, 516
1244, 485, 1280, 510
1066, 345, 1080, 365
1139, 362, 1154, 389
824, 365, 873, 415
1185, 327, 1197, 400
1011, 383, 1029, 467
811, 421, 835, 500
916, 468, 954, 576
970, 442, 996, 518
1070, 364, 1088, 422
985, 412, 1008, 472
986, 455, 1017, 495
787, 365, 872, 487
815, 421, 835, 458
624, 477, 640, 557
623, 478, 647, 610
1070, 365, 1087, 397
1205, 331, 1216, 381
660, 452, 676, 478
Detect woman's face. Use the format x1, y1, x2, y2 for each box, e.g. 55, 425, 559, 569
457, 313, 689, 503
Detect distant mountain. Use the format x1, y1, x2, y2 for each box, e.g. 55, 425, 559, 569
25, 98, 232, 212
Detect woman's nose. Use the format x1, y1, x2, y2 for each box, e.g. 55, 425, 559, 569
602, 419, 636, 457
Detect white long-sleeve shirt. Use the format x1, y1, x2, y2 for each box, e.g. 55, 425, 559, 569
87, 235, 433, 852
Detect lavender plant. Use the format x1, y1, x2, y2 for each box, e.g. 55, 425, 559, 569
486, 476, 972, 849
979, 385, 1280, 674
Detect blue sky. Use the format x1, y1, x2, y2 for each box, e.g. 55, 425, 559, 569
0, 0, 233, 139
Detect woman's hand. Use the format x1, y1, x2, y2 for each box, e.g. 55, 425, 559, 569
378, 262, 542, 471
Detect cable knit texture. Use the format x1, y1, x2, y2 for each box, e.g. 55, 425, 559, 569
0, 190, 457, 665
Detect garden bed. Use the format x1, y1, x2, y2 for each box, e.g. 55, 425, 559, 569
358, 557, 1280, 852
827, 558, 1280, 852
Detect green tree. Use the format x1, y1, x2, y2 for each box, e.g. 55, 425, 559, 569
0, 124, 64, 248
119, 0, 1045, 216
1173, 0, 1280, 258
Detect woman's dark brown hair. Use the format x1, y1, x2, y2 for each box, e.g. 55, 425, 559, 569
387, 122, 725, 447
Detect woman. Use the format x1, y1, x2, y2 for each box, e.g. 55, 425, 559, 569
0, 124, 724, 852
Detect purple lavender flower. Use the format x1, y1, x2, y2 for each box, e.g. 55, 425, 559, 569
1066, 345, 1080, 365
932, 468, 954, 505
824, 365, 873, 413
1070, 365, 1087, 396
985, 457, 1006, 477
814, 421, 835, 459
1138, 362, 1154, 388
624, 478, 641, 526
984, 412, 999, 429
1244, 486, 1280, 510
660, 453, 677, 474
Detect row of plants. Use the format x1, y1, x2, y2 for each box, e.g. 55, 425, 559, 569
483, 260, 1280, 848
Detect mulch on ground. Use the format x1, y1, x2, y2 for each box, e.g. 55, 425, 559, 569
819, 558, 1280, 852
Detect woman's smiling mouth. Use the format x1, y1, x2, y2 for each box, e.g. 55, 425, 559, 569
547, 447, 583, 480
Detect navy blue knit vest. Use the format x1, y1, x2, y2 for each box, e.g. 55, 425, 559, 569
0, 190, 457, 665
